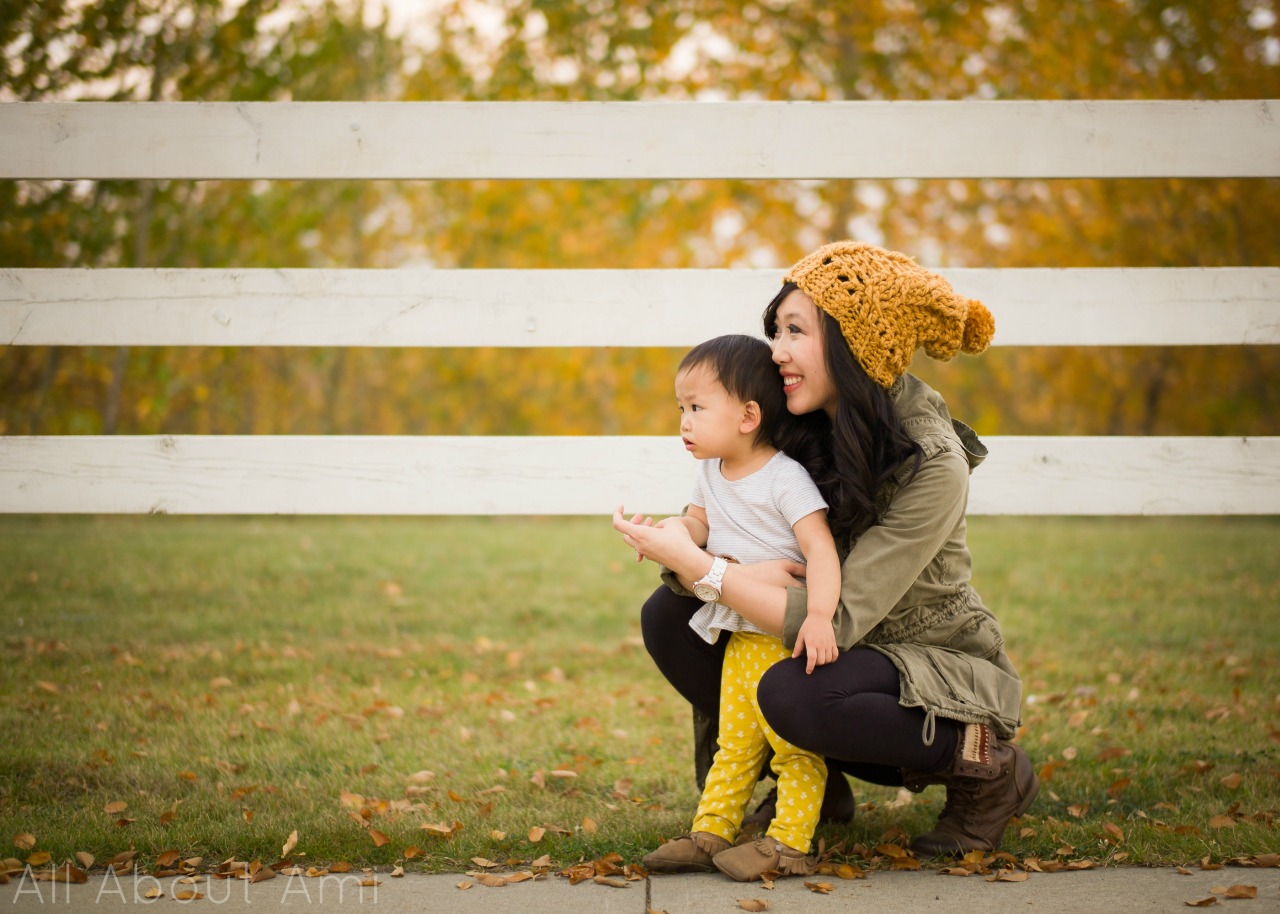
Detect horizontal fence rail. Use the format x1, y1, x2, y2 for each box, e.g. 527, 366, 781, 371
3, 99, 1277, 516
2, 100, 1278, 180
4, 267, 1278, 347
1, 436, 1277, 516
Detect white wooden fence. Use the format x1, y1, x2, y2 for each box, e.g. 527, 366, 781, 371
2, 100, 1279, 515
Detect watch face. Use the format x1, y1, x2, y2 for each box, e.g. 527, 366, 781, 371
693, 583, 720, 602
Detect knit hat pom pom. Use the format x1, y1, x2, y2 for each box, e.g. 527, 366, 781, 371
961, 300, 995, 354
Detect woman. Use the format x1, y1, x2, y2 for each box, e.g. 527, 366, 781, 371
614, 240, 1038, 858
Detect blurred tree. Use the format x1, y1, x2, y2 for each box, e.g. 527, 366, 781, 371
1, 0, 1277, 437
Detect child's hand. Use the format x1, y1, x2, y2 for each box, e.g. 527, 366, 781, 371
792, 617, 838, 674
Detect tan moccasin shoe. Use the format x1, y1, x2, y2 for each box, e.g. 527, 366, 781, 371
641, 832, 731, 873
712, 837, 814, 882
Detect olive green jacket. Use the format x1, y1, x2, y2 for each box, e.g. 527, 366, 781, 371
778, 373, 1023, 742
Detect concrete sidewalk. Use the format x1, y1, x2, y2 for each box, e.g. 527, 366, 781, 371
6, 866, 1277, 913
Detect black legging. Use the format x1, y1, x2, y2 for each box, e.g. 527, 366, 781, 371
640, 585, 957, 788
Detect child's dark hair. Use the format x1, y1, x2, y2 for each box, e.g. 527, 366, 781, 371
678, 334, 793, 449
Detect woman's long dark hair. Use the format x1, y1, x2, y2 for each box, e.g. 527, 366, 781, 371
764, 282, 922, 544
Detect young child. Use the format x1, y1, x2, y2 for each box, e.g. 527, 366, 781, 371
637, 334, 841, 882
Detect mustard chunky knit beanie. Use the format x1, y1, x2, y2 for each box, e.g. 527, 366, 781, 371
784, 240, 995, 389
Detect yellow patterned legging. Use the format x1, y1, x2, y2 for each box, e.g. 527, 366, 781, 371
692, 631, 827, 852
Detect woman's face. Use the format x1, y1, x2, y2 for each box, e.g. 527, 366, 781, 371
770, 289, 837, 419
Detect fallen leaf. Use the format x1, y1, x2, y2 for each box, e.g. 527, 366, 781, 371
13, 835, 35, 851
75, 852, 94, 869
403, 846, 422, 860
1102, 823, 1126, 843
369, 829, 390, 847
528, 826, 546, 843
488, 830, 506, 841
549, 770, 578, 779
1222, 885, 1257, 899
803, 881, 834, 894
390, 865, 404, 878
421, 822, 456, 837
26, 852, 51, 866
456, 880, 473, 890
282, 830, 298, 858
737, 900, 769, 912
51, 864, 88, 884
1219, 773, 1243, 790
142, 887, 163, 899
1067, 804, 1089, 818
329, 862, 353, 873
471, 857, 500, 868
103, 801, 128, 815
1185, 898, 1218, 907
581, 817, 597, 834
987, 870, 1029, 883
531, 855, 552, 868
408, 770, 435, 784
593, 876, 628, 887
1208, 816, 1236, 830
506, 871, 535, 884
250, 866, 276, 883
174, 891, 204, 901
475, 873, 507, 887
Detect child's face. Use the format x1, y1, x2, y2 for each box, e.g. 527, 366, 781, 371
674, 364, 751, 461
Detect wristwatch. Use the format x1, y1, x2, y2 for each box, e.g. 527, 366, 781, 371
692, 555, 729, 603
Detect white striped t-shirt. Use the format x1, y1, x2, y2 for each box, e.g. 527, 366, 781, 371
687, 451, 828, 644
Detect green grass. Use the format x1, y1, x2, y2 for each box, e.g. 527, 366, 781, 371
1, 516, 1277, 875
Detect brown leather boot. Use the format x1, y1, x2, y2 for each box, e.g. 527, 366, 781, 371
641, 831, 731, 873
904, 722, 1039, 857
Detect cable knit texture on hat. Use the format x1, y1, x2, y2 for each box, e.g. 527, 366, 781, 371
784, 241, 995, 388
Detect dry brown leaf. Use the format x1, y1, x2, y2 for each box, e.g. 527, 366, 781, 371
103, 801, 127, 815
1222, 885, 1257, 899
369, 829, 390, 847
471, 857, 500, 868
528, 826, 546, 843
390, 865, 404, 878
242, 808, 255, 825
1185, 898, 1219, 907
581, 816, 598, 834
1067, 804, 1089, 818
329, 861, 353, 873
282, 829, 298, 858
174, 891, 204, 901
26, 851, 52, 866
1102, 823, 1126, 843
421, 822, 456, 837
737, 900, 769, 912
142, 887, 163, 899
156, 849, 181, 868
13, 834, 35, 851
531, 854, 552, 868
402, 846, 422, 860
250, 866, 276, 883
986, 870, 1029, 883
506, 871, 535, 884
803, 881, 834, 894
1208, 816, 1236, 830
1219, 773, 1243, 790
593, 876, 628, 887
75, 852, 94, 869
475, 873, 508, 887
51, 864, 88, 884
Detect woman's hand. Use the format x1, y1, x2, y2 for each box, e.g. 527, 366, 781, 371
792, 616, 838, 674
730, 558, 807, 590
612, 506, 703, 573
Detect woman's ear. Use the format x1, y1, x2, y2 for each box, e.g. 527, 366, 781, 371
740, 401, 763, 435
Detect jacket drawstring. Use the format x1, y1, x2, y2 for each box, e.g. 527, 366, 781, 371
921, 708, 937, 747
